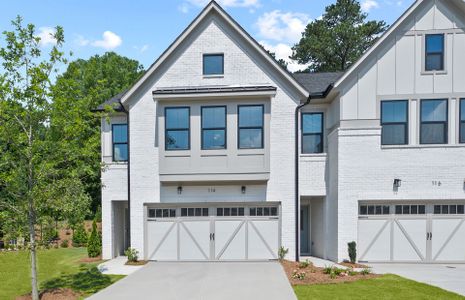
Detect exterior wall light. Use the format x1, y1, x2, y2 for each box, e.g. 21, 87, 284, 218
177, 186, 183, 194
241, 186, 246, 194
393, 179, 402, 188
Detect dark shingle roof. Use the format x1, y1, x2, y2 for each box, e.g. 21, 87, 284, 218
153, 85, 277, 95
292, 72, 343, 96
93, 91, 126, 112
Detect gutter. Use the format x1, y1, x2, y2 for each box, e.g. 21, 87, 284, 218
294, 84, 334, 262
121, 105, 131, 250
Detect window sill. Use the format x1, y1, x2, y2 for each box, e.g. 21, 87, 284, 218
381, 144, 465, 150
203, 74, 224, 79
300, 153, 327, 158
421, 70, 447, 76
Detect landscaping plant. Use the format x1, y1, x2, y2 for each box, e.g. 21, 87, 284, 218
72, 223, 88, 247
348, 241, 357, 263
292, 270, 307, 280
278, 246, 289, 261
60, 240, 69, 248
298, 259, 310, 269
87, 219, 101, 258
124, 248, 139, 262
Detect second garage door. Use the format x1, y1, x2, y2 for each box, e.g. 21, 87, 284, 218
145, 204, 280, 261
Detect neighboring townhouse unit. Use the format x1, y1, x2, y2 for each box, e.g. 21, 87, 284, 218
96, 0, 465, 263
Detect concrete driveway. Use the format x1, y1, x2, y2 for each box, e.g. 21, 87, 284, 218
369, 263, 465, 296
88, 262, 296, 300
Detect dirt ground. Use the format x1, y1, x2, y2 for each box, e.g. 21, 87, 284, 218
16, 288, 79, 300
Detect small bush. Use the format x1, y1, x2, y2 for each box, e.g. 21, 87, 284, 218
323, 265, 332, 274
87, 219, 102, 258
360, 268, 371, 275
348, 241, 357, 263
278, 246, 288, 261
332, 267, 344, 276
95, 206, 102, 223
72, 223, 88, 247
348, 269, 358, 276
292, 270, 306, 280
298, 259, 310, 269
125, 248, 139, 262
60, 239, 69, 248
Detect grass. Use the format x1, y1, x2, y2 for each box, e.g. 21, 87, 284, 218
294, 274, 464, 300
0, 248, 123, 300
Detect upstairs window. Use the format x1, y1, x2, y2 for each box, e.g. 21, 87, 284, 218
112, 124, 128, 162
238, 105, 264, 149
165, 107, 190, 150
460, 99, 465, 143
425, 34, 444, 71
301, 113, 324, 153
381, 100, 408, 145
202, 106, 226, 150
420, 99, 448, 144
203, 54, 224, 75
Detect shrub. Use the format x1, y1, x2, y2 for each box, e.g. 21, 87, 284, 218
72, 223, 88, 247
125, 248, 139, 262
323, 266, 332, 274
348, 270, 358, 276
87, 219, 102, 258
292, 270, 306, 280
278, 246, 288, 261
95, 206, 102, 223
348, 241, 357, 263
298, 259, 310, 269
360, 268, 371, 275
60, 239, 69, 248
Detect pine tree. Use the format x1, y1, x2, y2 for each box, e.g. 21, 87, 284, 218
87, 219, 101, 257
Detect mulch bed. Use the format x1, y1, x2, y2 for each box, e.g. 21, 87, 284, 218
339, 261, 369, 269
125, 260, 148, 266
280, 260, 379, 285
79, 256, 102, 263
16, 288, 80, 300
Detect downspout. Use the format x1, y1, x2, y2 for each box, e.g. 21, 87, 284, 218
295, 95, 311, 262
122, 105, 131, 250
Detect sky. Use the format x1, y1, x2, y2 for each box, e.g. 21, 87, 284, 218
1, 0, 415, 72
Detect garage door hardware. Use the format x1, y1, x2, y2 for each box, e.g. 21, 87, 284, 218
209, 233, 215, 241
426, 232, 433, 240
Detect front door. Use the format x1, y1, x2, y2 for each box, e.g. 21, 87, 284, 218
300, 205, 309, 254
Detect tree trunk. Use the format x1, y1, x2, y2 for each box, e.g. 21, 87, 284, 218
28, 206, 39, 300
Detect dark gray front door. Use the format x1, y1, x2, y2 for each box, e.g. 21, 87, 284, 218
300, 205, 309, 254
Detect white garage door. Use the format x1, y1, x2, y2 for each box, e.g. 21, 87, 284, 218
358, 203, 465, 263
146, 205, 280, 261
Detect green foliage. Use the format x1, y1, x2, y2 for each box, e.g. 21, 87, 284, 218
292, 0, 387, 72
292, 270, 307, 280
360, 268, 371, 275
124, 248, 139, 262
72, 223, 88, 247
323, 265, 333, 274
94, 206, 102, 223
264, 48, 288, 70
87, 219, 101, 258
278, 246, 289, 261
298, 259, 310, 269
60, 239, 69, 248
348, 241, 357, 263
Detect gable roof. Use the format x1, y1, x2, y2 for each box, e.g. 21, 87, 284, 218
93, 91, 126, 112
293, 72, 342, 97
119, 0, 309, 105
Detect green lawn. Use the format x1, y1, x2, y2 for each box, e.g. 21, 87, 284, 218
0, 248, 123, 300
294, 274, 464, 300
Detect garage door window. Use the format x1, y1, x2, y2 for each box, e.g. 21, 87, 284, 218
216, 207, 245, 217
181, 207, 209, 217
249, 207, 278, 216
434, 204, 465, 215
395, 205, 425, 215
148, 208, 176, 218
359, 205, 390, 215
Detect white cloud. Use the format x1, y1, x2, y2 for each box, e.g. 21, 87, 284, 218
186, 0, 259, 8
36, 27, 57, 47
133, 44, 149, 53
361, 0, 379, 12
178, 3, 189, 13
260, 41, 308, 73
91, 31, 122, 50
74, 35, 90, 46
256, 10, 309, 43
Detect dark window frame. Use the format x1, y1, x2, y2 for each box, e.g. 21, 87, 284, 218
201, 105, 227, 150
237, 104, 264, 149
380, 100, 409, 145
460, 99, 465, 144
425, 34, 445, 72
112, 124, 128, 162
164, 106, 191, 151
420, 99, 448, 145
301, 112, 324, 153
203, 53, 224, 75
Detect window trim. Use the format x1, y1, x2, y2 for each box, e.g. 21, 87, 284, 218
301, 112, 324, 153
460, 99, 465, 144
112, 123, 128, 162
203, 53, 224, 75
420, 99, 448, 145
425, 34, 445, 72
237, 104, 264, 149
201, 105, 227, 150
380, 100, 409, 146
164, 106, 191, 151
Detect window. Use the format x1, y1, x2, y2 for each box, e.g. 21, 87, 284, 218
112, 124, 128, 161
395, 205, 426, 215
180, 207, 209, 217
381, 101, 408, 145
425, 34, 444, 71
201, 106, 226, 149
165, 107, 190, 150
216, 207, 245, 217
434, 204, 465, 215
460, 99, 465, 143
359, 205, 390, 216
249, 207, 278, 216
203, 54, 224, 75
420, 99, 448, 144
148, 208, 176, 218
238, 105, 264, 149
301, 113, 324, 153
